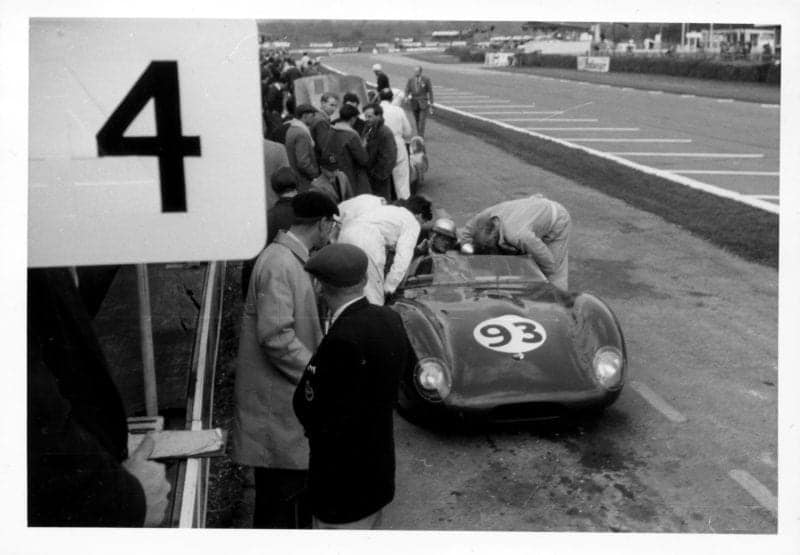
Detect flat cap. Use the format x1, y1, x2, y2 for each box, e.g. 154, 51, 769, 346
305, 243, 368, 287
291, 190, 339, 221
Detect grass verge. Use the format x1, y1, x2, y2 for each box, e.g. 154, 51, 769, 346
433, 108, 778, 269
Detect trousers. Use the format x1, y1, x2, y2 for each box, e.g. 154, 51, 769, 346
253, 467, 311, 529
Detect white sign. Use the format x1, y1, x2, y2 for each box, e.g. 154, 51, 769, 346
29, 19, 266, 267
484, 52, 516, 67
473, 315, 547, 354
577, 55, 611, 72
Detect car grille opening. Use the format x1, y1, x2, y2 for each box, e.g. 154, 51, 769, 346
487, 402, 567, 423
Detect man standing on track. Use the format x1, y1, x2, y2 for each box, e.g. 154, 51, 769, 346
293, 243, 412, 529
232, 191, 340, 529
372, 63, 390, 91
404, 66, 434, 137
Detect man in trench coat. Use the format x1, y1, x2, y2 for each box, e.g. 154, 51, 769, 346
232, 191, 339, 528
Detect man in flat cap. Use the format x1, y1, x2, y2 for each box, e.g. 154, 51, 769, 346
233, 190, 340, 529
293, 244, 413, 529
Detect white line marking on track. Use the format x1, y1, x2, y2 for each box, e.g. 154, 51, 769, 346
629, 381, 687, 423
716, 98, 734, 103
621, 87, 633, 91
595, 84, 611, 88
438, 94, 490, 98
498, 118, 598, 122
452, 104, 533, 109
729, 470, 777, 517
681, 94, 696, 98
446, 100, 511, 105
521, 127, 640, 131
753, 195, 780, 200
470, 111, 563, 115
564, 138, 692, 143
759, 452, 777, 468
761, 104, 779, 109
672, 170, 779, 176
648, 90, 663, 94
324, 62, 779, 214
608, 152, 764, 158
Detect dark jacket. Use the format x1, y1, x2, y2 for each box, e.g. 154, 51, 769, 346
375, 71, 390, 91
309, 112, 334, 164
293, 298, 412, 524
330, 122, 371, 196
364, 119, 397, 184
27, 268, 146, 526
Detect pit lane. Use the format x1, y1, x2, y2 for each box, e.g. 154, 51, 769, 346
369, 117, 777, 532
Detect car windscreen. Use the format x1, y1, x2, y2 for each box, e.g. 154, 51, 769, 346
403, 253, 547, 287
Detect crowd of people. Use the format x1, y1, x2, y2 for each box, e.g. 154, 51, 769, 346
27, 54, 575, 530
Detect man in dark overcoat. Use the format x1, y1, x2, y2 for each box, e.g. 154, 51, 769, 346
362, 103, 397, 201
293, 244, 413, 529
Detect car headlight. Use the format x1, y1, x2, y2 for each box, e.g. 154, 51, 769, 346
414, 357, 452, 402
592, 347, 623, 389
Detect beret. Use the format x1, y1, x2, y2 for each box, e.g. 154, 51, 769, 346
291, 190, 339, 221
305, 243, 368, 287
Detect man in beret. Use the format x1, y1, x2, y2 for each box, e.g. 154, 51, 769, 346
240, 167, 299, 300
285, 104, 320, 191
293, 244, 413, 529
233, 190, 340, 529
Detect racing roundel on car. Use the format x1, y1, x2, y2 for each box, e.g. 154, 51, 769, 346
472, 314, 547, 355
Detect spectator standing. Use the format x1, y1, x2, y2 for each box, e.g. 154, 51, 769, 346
330, 104, 371, 196
232, 191, 340, 529
378, 88, 413, 200
310, 154, 353, 204
459, 195, 571, 289
362, 103, 397, 201
310, 93, 339, 165
404, 66, 434, 137
293, 244, 412, 529
285, 104, 320, 191
262, 137, 290, 209
240, 167, 298, 300
341, 92, 366, 135
372, 63, 390, 91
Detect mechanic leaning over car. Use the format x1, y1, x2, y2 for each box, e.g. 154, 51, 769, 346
336, 193, 433, 305
459, 194, 572, 290
294, 243, 413, 529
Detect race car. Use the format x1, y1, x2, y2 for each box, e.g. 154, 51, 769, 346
390, 252, 626, 423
